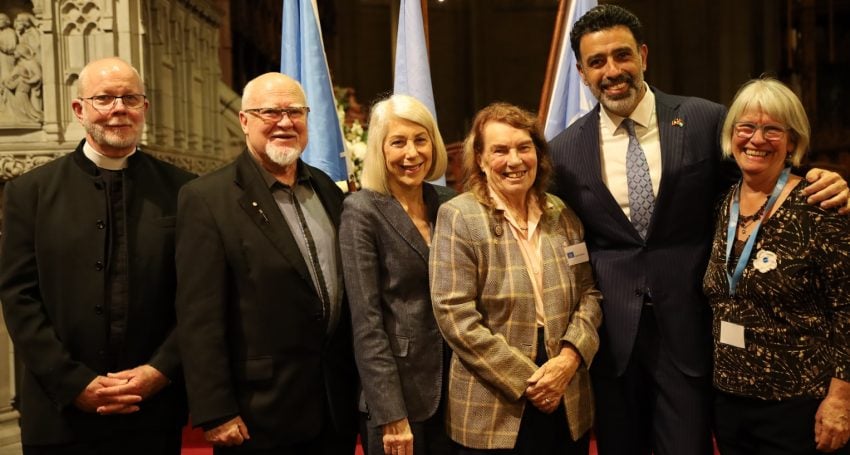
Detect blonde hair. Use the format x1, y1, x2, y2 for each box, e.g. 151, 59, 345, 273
360, 94, 447, 194
722, 77, 810, 167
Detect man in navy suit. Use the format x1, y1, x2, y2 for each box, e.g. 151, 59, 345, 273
548, 5, 849, 455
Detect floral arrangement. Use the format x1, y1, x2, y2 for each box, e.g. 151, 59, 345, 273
335, 86, 368, 190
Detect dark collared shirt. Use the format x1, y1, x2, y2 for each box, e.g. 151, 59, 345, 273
251, 158, 342, 334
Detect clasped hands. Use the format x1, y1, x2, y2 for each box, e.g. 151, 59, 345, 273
524, 345, 581, 414
73, 364, 168, 415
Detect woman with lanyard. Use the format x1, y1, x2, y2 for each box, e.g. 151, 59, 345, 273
703, 77, 850, 454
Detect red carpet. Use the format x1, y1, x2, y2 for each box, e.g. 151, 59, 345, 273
180, 425, 366, 455
181, 424, 716, 454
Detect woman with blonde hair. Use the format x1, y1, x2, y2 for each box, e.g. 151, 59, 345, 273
341, 94, 455, 455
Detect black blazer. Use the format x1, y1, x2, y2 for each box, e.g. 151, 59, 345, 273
339, 183, 454, 426
549, 88, 737, 378
175, 151, 357, 449
0, 141, 193, 444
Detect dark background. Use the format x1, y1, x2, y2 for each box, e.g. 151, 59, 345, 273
226, 0, 848, 170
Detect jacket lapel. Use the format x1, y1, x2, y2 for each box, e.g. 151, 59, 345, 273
577, 108, 636, 235
233, 152, 314, 290
370, 185, 432, 264
653, 90, 686, 233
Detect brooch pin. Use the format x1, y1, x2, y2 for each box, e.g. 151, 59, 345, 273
752, 249, 777, 273
671, 118, 684, 127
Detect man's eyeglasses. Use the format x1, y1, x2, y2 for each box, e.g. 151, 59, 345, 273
244, 107, 310, 123
733, 122, 788, 141
80, 94, 147, 111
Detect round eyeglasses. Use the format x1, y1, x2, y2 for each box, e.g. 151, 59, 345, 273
80, 94, 147, 111
733, 122, 788, 141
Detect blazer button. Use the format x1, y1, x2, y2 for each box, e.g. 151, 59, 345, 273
96, 220, 105, 229
95, 261, 104, 271
94, 305, 103, 315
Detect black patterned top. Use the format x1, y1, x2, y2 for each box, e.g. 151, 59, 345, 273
703, 181, 850, 401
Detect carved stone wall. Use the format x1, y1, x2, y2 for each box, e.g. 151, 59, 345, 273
0, 0, 242, 181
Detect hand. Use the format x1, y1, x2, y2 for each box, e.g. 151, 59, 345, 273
803, 169, 850, 214
95, 365, 169, 414
815, 378, 850, 452
524, 345, 581, 414
205, 416, 251, 447
382, 417, 413, 455
74, 375, 142, 414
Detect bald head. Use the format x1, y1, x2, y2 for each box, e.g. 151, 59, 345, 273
78, 57, 145, 98
241, 73, 306, 110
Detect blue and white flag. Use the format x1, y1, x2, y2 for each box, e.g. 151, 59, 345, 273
281, 0, 347, 181
393, 0, 443, 183
543, 0, 597, 141
393, 0, 437, 119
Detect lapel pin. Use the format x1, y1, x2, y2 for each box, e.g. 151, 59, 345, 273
251, 201, 269, 224
672, 118, 684, 127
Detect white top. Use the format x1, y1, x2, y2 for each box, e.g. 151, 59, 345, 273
598, 82, 662, 221
82, 140, 136, 170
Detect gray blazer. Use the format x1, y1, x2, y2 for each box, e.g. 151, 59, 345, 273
339, 183, 454, 426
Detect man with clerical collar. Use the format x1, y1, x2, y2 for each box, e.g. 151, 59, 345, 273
0, 57, 194, 454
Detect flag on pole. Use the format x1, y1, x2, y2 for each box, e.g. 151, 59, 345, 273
281, 0, 347, 181
393, 0, 442, 182
543, 0, 597, 141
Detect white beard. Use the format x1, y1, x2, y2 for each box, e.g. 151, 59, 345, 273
265, 143, 302, 167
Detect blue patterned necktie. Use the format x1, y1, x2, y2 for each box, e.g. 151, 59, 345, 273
623, 118, 654, 239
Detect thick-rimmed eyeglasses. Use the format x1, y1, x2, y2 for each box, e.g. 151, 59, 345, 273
80, 94, 147, 111
733, 122, 788, 141
244, 107, 310, 123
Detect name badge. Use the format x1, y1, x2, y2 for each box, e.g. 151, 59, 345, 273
719, 321, 746, 349
565, 242, 589, 266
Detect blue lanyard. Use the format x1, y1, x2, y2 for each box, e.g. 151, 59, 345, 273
725, 167, 790, 296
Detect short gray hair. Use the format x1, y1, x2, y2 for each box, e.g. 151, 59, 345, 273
722, 77, 810, 167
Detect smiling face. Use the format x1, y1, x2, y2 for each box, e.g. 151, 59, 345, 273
732, 108, 793, 180
478, 121, 538, 206
240, 73, 308, 171
577, 25, 648, 117
72, 58, 149, 158
383, 118, 433, 194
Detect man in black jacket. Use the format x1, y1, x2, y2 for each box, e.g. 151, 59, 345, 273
0, 57, 193, 454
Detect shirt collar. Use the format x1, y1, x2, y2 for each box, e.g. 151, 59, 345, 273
82, 140, 136, 170
487, 185, 545, 232
251, 156, 312, 190
599, 81, 655, 133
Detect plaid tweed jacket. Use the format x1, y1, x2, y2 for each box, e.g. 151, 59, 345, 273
429, 192, 602, 449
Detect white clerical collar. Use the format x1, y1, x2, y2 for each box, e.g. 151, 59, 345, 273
599, 81, 656, 132
82, 141, 136, 170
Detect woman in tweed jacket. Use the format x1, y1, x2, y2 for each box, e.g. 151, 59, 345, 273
429, 103, 602, 454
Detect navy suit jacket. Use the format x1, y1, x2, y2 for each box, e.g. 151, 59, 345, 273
549, 88, 737, 378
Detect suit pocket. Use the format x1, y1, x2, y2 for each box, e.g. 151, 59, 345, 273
240, 356, 274, 382
389, 335, 409, 357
